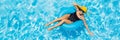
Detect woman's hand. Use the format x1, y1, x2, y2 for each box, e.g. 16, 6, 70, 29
73, 2, 78, 6
48, 28, 53, 31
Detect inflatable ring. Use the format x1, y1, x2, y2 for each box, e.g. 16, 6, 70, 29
57, 6, 85, 38
58, 20, 84, 38
61, 20, 84, 31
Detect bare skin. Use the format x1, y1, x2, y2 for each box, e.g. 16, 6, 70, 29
45, 3, 94, 36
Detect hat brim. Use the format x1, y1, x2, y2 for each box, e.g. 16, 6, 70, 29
77, 5, 85, 13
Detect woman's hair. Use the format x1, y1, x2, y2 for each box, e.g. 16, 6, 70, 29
76, 5, 85, 13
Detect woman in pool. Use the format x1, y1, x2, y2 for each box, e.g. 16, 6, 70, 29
45, 3, 93, 36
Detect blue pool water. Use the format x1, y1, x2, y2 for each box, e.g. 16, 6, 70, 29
0, 0, 120, 40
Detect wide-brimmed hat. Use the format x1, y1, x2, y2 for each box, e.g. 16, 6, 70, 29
78, 6, 87, 13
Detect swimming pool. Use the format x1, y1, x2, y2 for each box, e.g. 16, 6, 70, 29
0, 0, 120, 40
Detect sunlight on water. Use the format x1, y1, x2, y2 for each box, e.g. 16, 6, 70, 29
0, 0, 120, 40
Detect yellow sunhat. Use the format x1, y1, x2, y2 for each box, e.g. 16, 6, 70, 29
78, 6, 87, 13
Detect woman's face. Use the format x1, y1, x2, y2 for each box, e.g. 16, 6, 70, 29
78, 10, 83, 14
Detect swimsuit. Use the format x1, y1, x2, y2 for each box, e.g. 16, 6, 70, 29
68, 12, 80, 22
67, 5, 85, 22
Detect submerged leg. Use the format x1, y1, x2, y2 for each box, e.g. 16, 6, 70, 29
48, 20, 65, 31
47, 19, 72, 31
45, 14, 70, 26
45, 18, 62, 26
64, 19, 72, 24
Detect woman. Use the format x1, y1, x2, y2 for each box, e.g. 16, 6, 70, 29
45, 3, 93, 36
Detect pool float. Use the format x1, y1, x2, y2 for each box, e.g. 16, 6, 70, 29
57, 6, 87, 38
58, 6, 82, 31
61, 20, 83, 31
58, 20, 85, 38
59, 6, 86, 31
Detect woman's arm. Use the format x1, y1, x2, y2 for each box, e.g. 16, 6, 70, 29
73, 3, 79, 11
76, 13, 93, 36
82, 18, 94, 36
